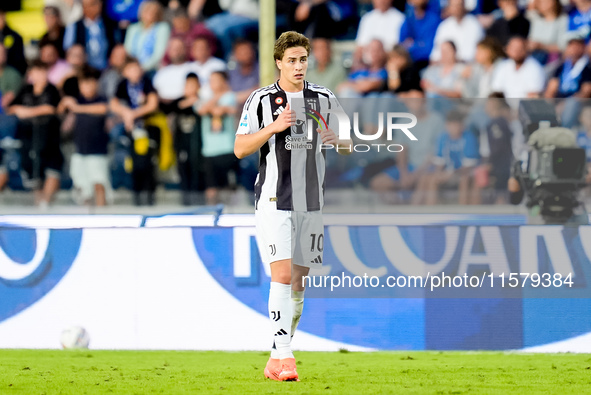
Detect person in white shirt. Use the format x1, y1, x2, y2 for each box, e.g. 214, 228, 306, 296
188, 36, 226, 99
152, 37, 194, 101
491, 36, 546, 98
354, 0, 405, 68
430, 0, 484, 62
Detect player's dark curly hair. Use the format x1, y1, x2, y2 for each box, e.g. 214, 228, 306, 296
274, 31, 310, 61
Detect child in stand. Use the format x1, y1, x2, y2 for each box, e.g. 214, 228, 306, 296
198, 71, 238, 204
9, 60, 63, 207
59, 66, 110, 206
167, 72, 205, 205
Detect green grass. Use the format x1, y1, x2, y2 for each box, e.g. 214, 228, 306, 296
1, 350, 591, 394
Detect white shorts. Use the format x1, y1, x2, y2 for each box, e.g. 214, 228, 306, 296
70, 153, 111, 200
255, 205, 324, 267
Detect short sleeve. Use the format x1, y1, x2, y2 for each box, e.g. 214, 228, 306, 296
143, 77, 156, 95
10, 86, 26, 106
433, 133, 446, 166
115, 80, 127, 100
45, 85, 61, 107
236, 91, 260, 135
462, 131, 480, 167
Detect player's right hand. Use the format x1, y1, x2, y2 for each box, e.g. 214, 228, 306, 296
273, 103, 295, 133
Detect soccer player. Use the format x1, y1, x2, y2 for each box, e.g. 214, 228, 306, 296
234, 31, 348, 382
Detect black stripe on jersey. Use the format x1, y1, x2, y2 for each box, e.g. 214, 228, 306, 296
304, 89, 321, 211
270, 90, 293, 210
255, 140, 269, 210
244, 84, 278, 112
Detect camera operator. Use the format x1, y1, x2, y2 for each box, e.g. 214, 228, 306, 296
508, 125, 588, 224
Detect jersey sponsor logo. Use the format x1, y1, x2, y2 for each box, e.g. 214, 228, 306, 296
0, 229, 83, 323
291, 118, 307, 135
285, 135, 312, 150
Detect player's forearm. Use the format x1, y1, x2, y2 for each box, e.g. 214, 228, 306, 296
234, 126, 276, 159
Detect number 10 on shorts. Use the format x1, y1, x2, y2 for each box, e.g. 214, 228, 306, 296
310, 233, 324, 252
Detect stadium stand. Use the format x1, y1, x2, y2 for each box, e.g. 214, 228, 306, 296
1, 0, 591, 209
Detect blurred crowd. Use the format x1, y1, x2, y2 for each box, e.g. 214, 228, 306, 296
1, 0, 591, 206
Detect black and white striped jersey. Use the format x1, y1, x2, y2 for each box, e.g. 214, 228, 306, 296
236, 80, 340, 212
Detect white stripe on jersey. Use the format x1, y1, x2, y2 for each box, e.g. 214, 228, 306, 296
236, 81, 340, 211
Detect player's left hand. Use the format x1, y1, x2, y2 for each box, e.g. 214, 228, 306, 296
317, 127, 338, 147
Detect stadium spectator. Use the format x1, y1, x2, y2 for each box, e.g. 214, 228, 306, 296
153, 37, 194, 101
188, 36, 226, 99
63, 0, 120, 71
462, 37, 505, 98
39, 6, 66, 58
45, 0, 83, 25
61, 44, 88, 98
337, 39, 388, 97
413, 110, 480, 205
8, 60, 63, 207
186, 0, 223, 20
40, 42, 73, 89
110, 57, 160, 205
481, 95, 513, 203
491, 36, 546, 98
399, 0, 440, 70
421, 41, 464, 98
98, 43, 126, 100
169, 72, 205, 205
568, 0, 591, 41
105, 0, 141, 28
527, 0, 568, 64
58, 66, 110, 206
163, 7, 217, 64
0, 43, 21, 192
354, 0, 405, 68
197, 70, 238, 205
544, 35, 591, 98
0, 44, 22, 112
544, 34, 591, 127
486, 0, 530, 46
370, 95, 441, 199
306, 38, 346, 94
430, 0, 484, 63
0, 8, 27, 75
124, 0, 171, 74
384, 45, 422, 97
227, 39, 259, 106
204, 0, 259, 59
291, 0, 357, 39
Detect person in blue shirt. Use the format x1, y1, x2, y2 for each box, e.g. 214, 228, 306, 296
399, 0, 440, 71
568, 0, 591, 41
337, 39, 388, 97
63, 0, 121, 70
413, 109, 480, 205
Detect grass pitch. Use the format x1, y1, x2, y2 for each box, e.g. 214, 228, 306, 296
1, 350, 590, 394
